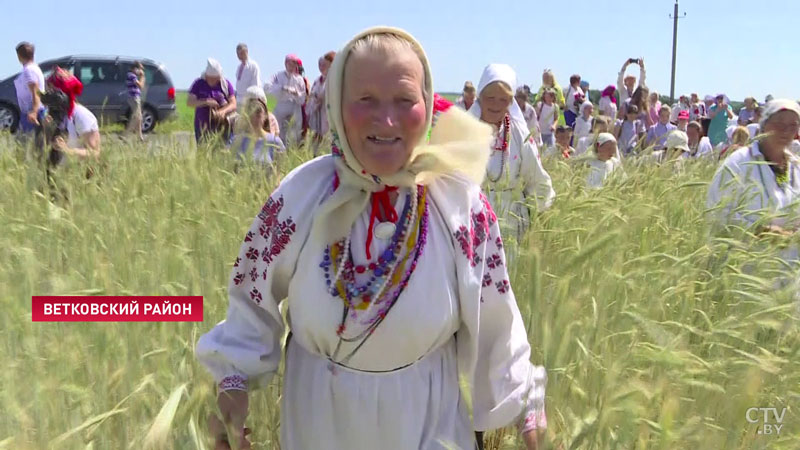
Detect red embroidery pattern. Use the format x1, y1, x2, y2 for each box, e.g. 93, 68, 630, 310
233, 273, 244, 285
479, 192, 498, 225
230, 194, 296, 305
245, 247, 259, 261
487, 254, 503, 269
249, 287, 263, 304
219, 375, 247, 391
495, 236, 503, 250
454, 198, 496, 267
482, 272, 492, 287
495, 279, 509, 294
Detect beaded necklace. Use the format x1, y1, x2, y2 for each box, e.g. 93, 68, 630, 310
320, 186, 429, 366
486, 114, 511, 183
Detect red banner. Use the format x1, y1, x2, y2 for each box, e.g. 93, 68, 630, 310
31, 296, 203, 322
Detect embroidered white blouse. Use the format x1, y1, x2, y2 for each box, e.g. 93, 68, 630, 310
196, 156, 547, 449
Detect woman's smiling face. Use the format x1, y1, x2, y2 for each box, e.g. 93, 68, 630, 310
341, 46, 427, 177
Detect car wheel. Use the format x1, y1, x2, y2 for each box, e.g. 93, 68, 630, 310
142, 106, 156, 133
0, 103, 19, 133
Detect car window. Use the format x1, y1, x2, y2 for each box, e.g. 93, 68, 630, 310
119, 63, 167, 86
78, 61, 121, 85
40, 61, 75, 79
146, 66, 168, 85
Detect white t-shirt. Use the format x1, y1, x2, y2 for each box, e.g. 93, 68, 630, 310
14, 63, 45, 113
538, 103, 558, 133
563, 85, 584, 114
574, 116, 593, 142
747, 123, 760, 139
64, 104, 99, 147
235, 59, 262, 106
586, 157, 621, 189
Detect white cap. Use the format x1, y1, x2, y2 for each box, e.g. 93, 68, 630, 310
203, 58, 223, 77
760, 99, 800, 129
245, 85, 267, 103
665, 130, 690, 152
596, 132, 617, 146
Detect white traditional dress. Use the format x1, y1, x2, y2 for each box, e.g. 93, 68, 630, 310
469, 64, 556, 241
586, 156, 622, 189
707, 141, 800, 238
197, 27, 547, 450
308, 74, 329, 136
265, 70, 306, 144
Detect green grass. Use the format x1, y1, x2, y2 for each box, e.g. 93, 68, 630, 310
0, 138, 798, 449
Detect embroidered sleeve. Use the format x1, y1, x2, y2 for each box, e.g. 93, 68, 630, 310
468, 193, 548, 432
196, 158, 332, 392
706, 155, 762, 228
196, 194, 297, 392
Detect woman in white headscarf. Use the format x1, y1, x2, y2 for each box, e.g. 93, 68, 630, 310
197, 27, 548, 450
265, 54, 307, 145
469, 63, 555, 241
708, 99, 800, 236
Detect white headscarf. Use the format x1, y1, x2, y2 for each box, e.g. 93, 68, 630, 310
316, 26, 492, 246
760, 99, 800, 129
580, 100, 593, 115
203, 58, 223, 78
244, 85, 267, 103
468, 63, 530, 136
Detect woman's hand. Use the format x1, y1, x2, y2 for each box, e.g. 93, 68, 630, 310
760, 224, 794, 237
521, 428, 546, 450
209, 390, 251, 449
53, 136, 68, 153
206, 99, 220, 109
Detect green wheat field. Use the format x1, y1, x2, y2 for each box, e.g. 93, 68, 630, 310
0, 101, 798, 449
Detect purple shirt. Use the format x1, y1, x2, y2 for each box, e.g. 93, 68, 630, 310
646, 122, 677, 149
189, 77, 235, 140
126, 71, 141, 98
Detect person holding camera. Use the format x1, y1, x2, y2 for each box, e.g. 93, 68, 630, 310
125, 61, 145, 141
617, 58, 647, 106
45, 67, 101, 163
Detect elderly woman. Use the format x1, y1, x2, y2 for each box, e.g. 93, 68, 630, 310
197, 27, 548, 450
187, 58, 237, 143
265, 54, 307, 145
469, 64, 556, 240
308, 51, 336, 140
708, 100, 800, 236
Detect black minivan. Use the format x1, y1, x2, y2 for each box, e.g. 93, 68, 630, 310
0, 55, 176, 133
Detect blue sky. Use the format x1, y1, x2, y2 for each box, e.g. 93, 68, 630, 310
1, 0, 795, 102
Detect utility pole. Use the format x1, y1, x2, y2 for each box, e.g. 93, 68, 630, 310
669, 0, 686, 104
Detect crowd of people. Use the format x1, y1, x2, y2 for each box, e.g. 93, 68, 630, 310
10, 30, 800, 450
